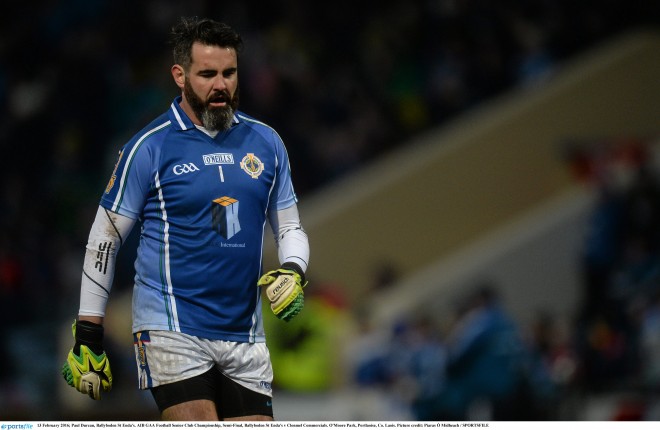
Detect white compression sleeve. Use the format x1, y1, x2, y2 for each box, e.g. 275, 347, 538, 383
78, 206, 136, 317
268, 204, 310, 273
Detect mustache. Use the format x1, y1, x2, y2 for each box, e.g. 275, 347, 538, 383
207, 90, 231, 104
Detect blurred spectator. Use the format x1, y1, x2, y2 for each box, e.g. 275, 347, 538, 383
580, 184, 627, 319
573, 141, 660, 393
639, 292, 660, 390
524, 312, 572, 419
347, 283, 560, 420
407, 317, 448, 421
348, 314, 445, 421
431, 284, 533, 420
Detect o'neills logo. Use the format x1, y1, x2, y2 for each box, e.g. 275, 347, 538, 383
203, 153, 234, 165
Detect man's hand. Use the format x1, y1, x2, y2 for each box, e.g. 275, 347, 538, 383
61, 320, 112, 400
258, 262, 307, 322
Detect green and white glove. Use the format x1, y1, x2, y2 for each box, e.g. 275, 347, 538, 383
258, 262, 308, 322
61, 320, 113, 400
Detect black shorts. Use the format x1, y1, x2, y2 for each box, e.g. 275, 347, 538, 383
150, 366, 273, 419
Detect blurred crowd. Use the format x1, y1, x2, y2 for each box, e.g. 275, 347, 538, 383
0, 0, 658, 420
329, 138, 660, 421
572, 139, 660, 408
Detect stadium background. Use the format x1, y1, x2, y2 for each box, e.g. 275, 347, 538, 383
1, 0, 659, 421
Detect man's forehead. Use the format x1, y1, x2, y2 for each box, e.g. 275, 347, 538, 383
191, 42, 236, 57
189, 43, 237, 69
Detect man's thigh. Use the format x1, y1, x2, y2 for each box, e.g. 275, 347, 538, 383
151, 367, 274, 420
225, 415, 273, 422
161, 399, 218, 421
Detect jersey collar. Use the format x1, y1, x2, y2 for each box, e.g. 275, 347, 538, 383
169, 96, 241, 131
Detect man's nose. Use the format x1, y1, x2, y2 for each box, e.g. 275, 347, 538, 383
212, 76, 228, 91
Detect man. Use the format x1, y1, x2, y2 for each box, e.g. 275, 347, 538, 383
61, 17, 310, 421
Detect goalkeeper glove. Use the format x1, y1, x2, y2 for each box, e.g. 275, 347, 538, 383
61, 320, 113, 400
258, 262, 308, 322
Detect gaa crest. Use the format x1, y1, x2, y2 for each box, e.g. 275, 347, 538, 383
240, 153, 264, 179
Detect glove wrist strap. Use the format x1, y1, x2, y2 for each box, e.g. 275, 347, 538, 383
75, 320, 104, 355
281, 261, 305, 284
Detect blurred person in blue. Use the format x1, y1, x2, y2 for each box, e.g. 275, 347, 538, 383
349, 313, 447, 420
60, 16, 310, 421
405, 316, 448, 421
432, 284, 533, 420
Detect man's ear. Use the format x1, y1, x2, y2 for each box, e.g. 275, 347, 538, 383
171, 65, 185, 89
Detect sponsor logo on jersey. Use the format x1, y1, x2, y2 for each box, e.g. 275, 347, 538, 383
105, 149, 124, 194
220, 242, 246, 248
212, 196, 241, 240
240, 153, 264, 179
172, 162, 200, 175
203, 153, 234, 165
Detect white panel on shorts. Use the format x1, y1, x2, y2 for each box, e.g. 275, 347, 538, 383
134, 330, 273, 396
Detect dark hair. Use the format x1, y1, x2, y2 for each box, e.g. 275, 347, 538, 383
170, 17, 243, 70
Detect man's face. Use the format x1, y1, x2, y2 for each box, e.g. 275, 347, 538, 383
179, 42, 240, 131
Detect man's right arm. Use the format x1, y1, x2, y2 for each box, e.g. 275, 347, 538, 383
78, 206, 136, 318
61, 206, 136, 400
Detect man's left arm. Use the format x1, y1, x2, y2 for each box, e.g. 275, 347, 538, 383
258, 204, 310, 321
269, 204, 309, 273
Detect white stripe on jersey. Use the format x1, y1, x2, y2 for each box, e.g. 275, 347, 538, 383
249, 154, 280, 343
155, 170, 180, 332
170, 102, 188, 129
249, 291, 262, 343
237, 114, 280, 137
242, 112, 282, 343
112, 121, 171, 212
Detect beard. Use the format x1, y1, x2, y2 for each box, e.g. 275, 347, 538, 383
184, 78, 239, 131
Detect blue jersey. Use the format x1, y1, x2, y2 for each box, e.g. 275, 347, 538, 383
101, 97, 298, 343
